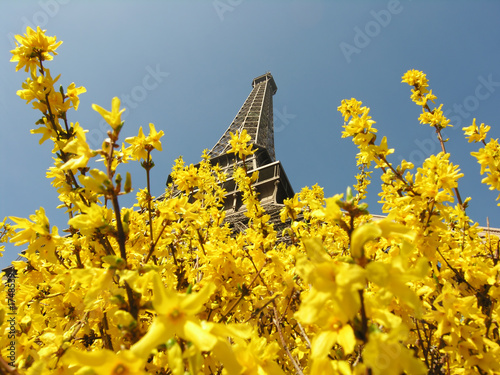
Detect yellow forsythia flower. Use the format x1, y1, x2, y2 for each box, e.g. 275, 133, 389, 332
61, 122, 97, 170
228, 129, 255, 159
401, 69, 429, 89
10, 26, 62, 72
64, 347, 147, 375
66, 82, 87, 111
463, 118, 491, 143
125, 123, 164, 161
92, 96, 126, 130
131, 273, 218, 356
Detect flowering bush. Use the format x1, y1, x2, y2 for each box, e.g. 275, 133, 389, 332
1, 27, 499, 375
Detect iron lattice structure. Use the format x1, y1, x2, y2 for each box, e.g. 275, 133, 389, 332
208, 73, 278, 162
205, 73, 294, 235
164, 72, 295, 238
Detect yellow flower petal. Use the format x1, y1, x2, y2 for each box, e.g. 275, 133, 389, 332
311, 330, 338, 358
183, 319, 218, 352
337, 325, 356, 355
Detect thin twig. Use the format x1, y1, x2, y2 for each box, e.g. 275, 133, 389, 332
437, 246, 476, 292
145, 220, 169, 263
99, 312, 114, 350
145, 150, 155, 257
105, 134, 127, 264
110, 194, 127, 262
358, 289, 368, 343
414, 319, 430, 369
273, 306, 304, 375
296, 321, 311, 349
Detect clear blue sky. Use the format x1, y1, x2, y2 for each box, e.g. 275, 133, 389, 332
2, 0, 500, 268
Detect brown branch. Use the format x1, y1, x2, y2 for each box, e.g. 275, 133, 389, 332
104, 133, 127, 264
110, 194, 127, 263
273, 306, 304, 375
244, 294, 280, 323
96, 233, 116, 256
145, 150, 155, 258
74, 244, 84, 268
358, 289, 368, 343
54, 311, 90, 366
196, 229, 207, 256
414, 319, 430, 369
99, 313, 114, 350
378, 154, 418, 196
437, 246, 476, 292
296, 321, 311, 349
125, 282, 139, 321
145, 220, 169, 263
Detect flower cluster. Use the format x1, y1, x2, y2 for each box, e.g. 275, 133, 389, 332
0, 219, 15, 258
401, 69, 436, 108
10, 26, 62, 73
338, 98, 393, 168
1, 31, 499, 375
228, 129, 255, 159
464, 119, 500, 204
402, 69, 451, 130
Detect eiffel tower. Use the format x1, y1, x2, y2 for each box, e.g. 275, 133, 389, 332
167, 72, 295, 233
207, 73, 295, 231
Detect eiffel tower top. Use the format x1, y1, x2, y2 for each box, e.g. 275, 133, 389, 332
208, 72, 278, 161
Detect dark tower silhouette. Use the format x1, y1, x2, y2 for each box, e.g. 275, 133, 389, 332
209, 73, 278, 162
165, 72, 295, 233
205, 73, 294, 230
